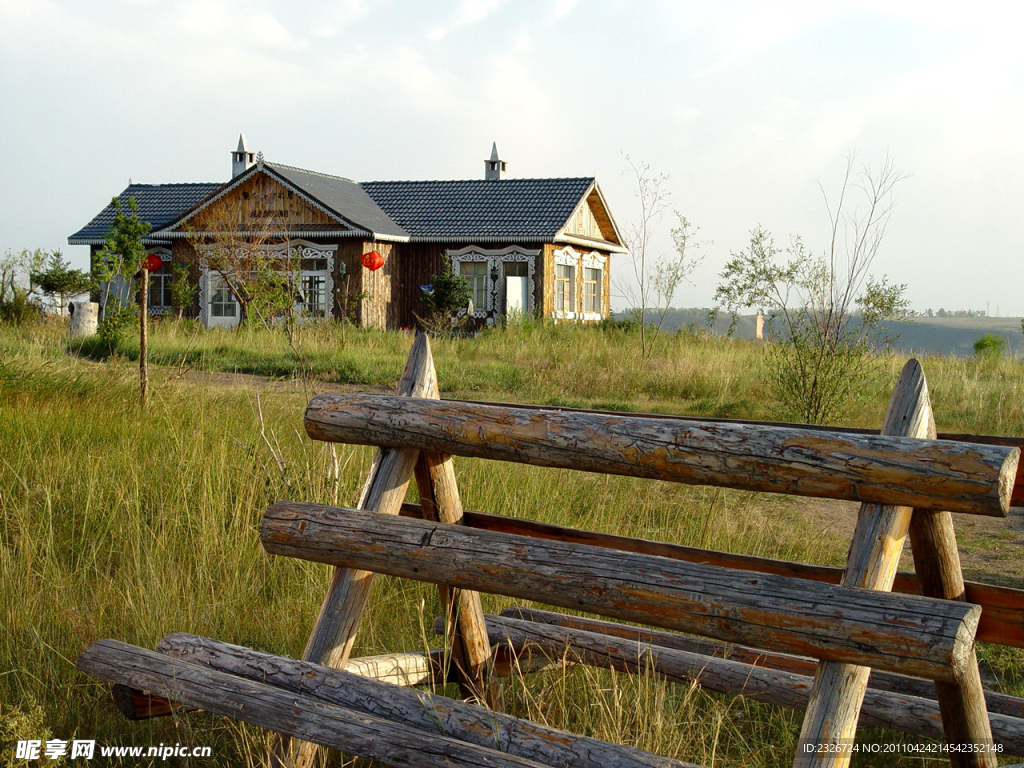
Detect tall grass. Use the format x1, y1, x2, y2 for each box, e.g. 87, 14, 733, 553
2, 320, 1023, 766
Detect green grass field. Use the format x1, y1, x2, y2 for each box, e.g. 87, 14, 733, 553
3, 318, 1024, 766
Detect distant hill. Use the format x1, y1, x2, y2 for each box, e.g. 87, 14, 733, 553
622, 309, 1024, 357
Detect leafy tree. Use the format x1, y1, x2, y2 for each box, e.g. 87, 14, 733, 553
98, 197, 152, 405
715, 157, 910, 424
31, 251, 92, 316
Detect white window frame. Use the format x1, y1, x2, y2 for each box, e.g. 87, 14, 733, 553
448, 246, 538, 322
457, 261, 489, 309
553, 247, 580, 320
580, 252, 606, 321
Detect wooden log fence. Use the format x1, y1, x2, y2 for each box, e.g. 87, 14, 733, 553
261, 500, 980, 681
398, 503, 1024, 648
77, 336, 1024, 768
304, 393, 1018, 516
428, 611, 1024, 755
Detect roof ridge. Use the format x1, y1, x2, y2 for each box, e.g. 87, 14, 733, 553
267, 161, 355, 183
361, 177, 595, 184
121, 182, 219, 188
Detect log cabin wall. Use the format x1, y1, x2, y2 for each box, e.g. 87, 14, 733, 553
357, 241, 397, 329
390, 243, 448, 328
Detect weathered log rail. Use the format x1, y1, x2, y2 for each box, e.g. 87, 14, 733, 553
77, 336, 1024, 768
304, 393, 1018, 516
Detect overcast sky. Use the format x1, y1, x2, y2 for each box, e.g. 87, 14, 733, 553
2, 0, 1022, 314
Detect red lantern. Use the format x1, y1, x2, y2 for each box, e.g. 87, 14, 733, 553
143, 254, 163, 272
361, 250, 385, 271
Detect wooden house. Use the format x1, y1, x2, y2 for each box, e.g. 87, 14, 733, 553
69, 137, 625, 328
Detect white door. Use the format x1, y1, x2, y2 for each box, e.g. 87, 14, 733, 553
505, 276, 528, 315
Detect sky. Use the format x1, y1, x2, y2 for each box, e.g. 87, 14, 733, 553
2, 0, 1023, 315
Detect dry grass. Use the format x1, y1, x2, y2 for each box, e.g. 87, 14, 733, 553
2, 319, 1023, 766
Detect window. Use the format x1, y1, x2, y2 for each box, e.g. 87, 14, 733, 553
210, 275, 237, 318
147, 260, 173, 312
582, 267, 601, 313
459, 261, 488, 308
503, 261, 528, 278
301, 273, 326, 316
555, 264, 575, 313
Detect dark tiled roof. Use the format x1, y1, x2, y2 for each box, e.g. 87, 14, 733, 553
68, 183, 220, 242
360, 178, 595, 240
267, 163, 408, 239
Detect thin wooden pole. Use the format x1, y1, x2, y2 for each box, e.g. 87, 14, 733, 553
278, 333, 437, 768
413, 453, 494, 705
911, 510, 998, 766
794, 359, 937, 768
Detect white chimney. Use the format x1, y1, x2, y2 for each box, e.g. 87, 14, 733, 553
232, 134, 256, 177
484, 142, 507, 180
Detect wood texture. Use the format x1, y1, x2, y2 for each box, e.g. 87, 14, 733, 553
304, 393, 1017, 516
451, 613, 1024, 756
153, 633, 701, 768
911, 506, 998, 766
413, 452, 494, 704
78, 640, 561, 768
796, 359, 933, 768
261, 500, 980, 681
283, 334, 437, 768
494, 608, 1024, 719
399, 503, 1024, 649
455, 398, 1024, 507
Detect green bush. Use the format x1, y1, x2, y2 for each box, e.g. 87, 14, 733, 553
96, 306, 137, 355
0, 288, 43, 326
973, 333, 1007, 360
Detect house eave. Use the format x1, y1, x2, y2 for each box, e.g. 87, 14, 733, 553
407, 235, 554, 244
553, 233, 628, 253
68, 236, 174, 246
147, 229, 410, 243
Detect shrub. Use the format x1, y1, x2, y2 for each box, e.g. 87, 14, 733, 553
96, 306, 137, 355
416, 260, 472, 332
973, 333, 1007, 360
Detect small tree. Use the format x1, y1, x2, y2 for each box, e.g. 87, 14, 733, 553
169, 263, 197, 320
31, 251, 92, 317
416, 260, 471, 331
185, 192, 297, 329
715, 156, 910, 424
616, 156, 671, 356
98, 197, 152, 405
650, 215, 706, 334
616, 157, 705, 356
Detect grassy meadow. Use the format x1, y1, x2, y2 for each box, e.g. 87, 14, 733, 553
3, 318, 1024, 766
